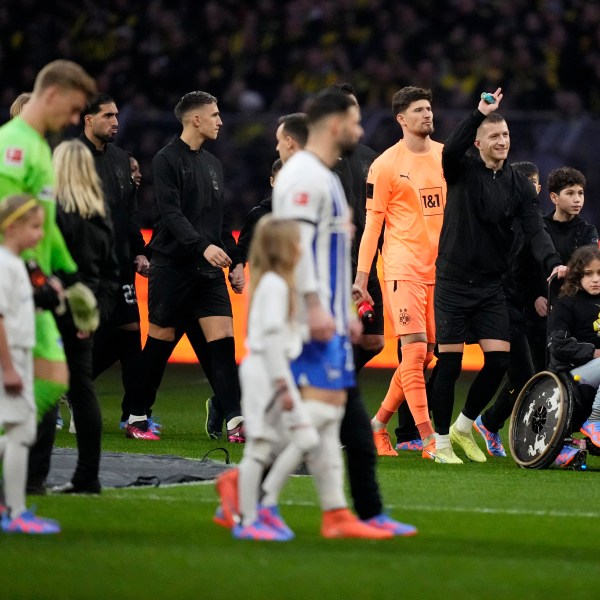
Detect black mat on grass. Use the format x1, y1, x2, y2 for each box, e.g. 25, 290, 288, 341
47, 447, 232, 489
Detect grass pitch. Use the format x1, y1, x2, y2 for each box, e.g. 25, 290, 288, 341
1, 364, 599, 599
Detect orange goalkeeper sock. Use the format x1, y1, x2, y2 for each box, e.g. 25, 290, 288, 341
400, 341, 432, 434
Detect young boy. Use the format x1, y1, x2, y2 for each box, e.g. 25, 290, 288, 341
0, 195, 60, 534
523, 167, 598, 373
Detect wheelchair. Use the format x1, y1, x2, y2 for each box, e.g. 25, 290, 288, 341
509, 369, 595, 469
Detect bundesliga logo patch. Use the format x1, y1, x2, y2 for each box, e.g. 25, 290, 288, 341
293, 192, 309, 206
398, 308, 411, 326
4, 147, 24, 166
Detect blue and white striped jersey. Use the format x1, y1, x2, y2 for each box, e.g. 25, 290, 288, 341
272, 150, 352, 336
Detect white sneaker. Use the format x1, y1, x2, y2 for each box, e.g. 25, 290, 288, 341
450, 424, 487, 462
433, 446, 463, 464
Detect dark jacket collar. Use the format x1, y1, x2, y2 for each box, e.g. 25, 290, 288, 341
79, 132, 105, 156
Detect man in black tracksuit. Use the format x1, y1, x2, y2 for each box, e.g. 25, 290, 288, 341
125, 91, 245, 442
79, 94, 150, 427
429, 88, 564, 464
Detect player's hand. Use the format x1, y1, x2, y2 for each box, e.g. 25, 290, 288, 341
548, 265, 567, 280
349, 317, 363, 344
133, 255, 150, 277
204, 245, 232, 269
228, 263, 245, 294
48, 276, 64, 298
307, 303, 335, 342
534, 296, 548, 317
352, 271, 373, 305
478, 87, 503, 115
3, 366, 23, 395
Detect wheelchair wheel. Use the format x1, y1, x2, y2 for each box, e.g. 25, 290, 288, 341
509, 371, 573, 469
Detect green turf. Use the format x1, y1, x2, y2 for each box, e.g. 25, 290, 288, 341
1, 364, 599, 599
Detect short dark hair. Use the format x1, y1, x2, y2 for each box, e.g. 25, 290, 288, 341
271, 158, 283, 177
392, 86, 432, 116
330, 82, 356, 96
174, 91, 217, 123
547, 166, 586, 195
82, 93, 115, 118
305, 90, 355, 125
278, 113, 308, 147
511, 161, 539, 180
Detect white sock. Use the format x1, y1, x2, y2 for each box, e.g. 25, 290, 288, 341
454, 412, 474, 434
261, 443, 304, 507
128, 414, 147, 425
371, 417, 386, 432
306, 410, 347, 511
238, 439, 271, 527
227, 416, 244, 431
436, 433, 451, 450
3, 420, 35, 519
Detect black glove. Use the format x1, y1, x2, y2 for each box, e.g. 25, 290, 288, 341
25, 260, 60, 311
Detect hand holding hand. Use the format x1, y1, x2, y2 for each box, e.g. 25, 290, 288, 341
228, 263, 246, 294
133, 255, 150, 277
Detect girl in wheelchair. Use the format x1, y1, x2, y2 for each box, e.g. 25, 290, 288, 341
548, 244, 600, 460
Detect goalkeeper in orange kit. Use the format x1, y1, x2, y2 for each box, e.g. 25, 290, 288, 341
353, 86, 446, 460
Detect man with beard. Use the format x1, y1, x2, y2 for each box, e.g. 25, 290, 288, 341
79, 94, 151, 432
353, 87, 445, 460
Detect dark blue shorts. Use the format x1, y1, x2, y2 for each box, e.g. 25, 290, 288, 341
291, 334, 356, 390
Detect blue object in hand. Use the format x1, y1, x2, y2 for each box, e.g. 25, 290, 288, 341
480, 92, 495, 104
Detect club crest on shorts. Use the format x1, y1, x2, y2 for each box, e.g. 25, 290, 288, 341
398, 308, 411, 326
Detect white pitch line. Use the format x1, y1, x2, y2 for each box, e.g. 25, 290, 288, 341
105, 488, 600, 518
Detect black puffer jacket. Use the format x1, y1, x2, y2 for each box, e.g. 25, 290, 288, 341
547, 291, 600, 370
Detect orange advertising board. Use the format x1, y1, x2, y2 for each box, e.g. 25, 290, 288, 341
137, 231, 483, 370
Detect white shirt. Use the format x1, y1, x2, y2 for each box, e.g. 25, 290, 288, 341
272, 150, 352, 336
0, 246, 35, 349
246, 271, 302, 360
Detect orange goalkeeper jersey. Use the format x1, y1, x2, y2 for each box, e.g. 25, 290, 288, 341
357, 139, 446, 283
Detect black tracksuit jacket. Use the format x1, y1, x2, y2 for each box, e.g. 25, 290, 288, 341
79, 134, 146, 283
149, 137, 240, 276
437, 110, 561, 284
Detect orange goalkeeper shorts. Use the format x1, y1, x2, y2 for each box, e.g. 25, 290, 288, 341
383, 279, 435, 341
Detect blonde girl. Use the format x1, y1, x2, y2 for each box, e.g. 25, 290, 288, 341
231, 215, 318, 541
0, 195, 59, 533
50, 140, 118, 495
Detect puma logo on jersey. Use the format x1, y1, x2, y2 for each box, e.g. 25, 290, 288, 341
4, 147, 24, 166
399, 173, 411, 180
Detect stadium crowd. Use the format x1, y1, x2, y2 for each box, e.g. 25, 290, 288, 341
2, 1, 600, 225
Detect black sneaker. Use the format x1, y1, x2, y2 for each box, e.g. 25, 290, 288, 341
205, 397, 223, 440
51, 480, 101, 495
